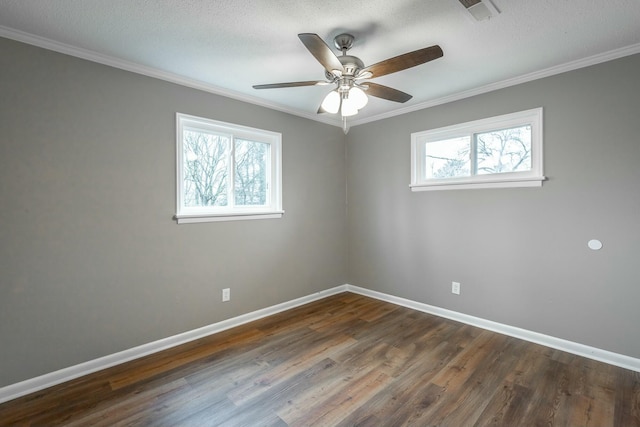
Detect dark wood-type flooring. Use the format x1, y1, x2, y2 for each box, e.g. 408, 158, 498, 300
1, 292, 639, 426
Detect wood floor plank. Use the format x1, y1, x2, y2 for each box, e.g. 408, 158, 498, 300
108, 327, 267, 390
1, 292, 638, 426
410, 335, 522, 426
334, 324, 498, 425
244, 358, 340, 415
65, 378, 191, 427
614, 369, 640, 425
227, 332, 356, 405
283, 368, 392, 427
274, 346, 394, 424
473, 381, 533, 427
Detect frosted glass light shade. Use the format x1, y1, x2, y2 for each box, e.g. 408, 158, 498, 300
321, 90, 340, 114
341, 97, 358, 117
349, 87, 368, 110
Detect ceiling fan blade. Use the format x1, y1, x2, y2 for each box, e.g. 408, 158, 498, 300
364, 82, 413, 103
298, 33, 344, 75
360, 45, 443, 78
253, 80, 330, 89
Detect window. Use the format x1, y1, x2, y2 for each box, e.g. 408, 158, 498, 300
411, 108, 544, 191
175, 113, 283, 223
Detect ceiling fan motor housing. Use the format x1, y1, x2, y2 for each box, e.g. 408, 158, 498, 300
324, 55, 364, 81
339, 55, 364, 75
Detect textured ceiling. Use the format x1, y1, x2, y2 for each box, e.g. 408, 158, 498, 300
1, 0, 640, 128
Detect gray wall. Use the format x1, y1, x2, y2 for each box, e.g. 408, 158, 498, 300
2, 34, 639, 389
0, 37, 347, 386
348, 54, 640, 359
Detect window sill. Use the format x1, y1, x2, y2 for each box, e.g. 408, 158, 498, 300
175, 210, 285, 224
410, 176, 546, 192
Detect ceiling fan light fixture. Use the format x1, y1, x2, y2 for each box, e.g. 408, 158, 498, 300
321, 90, 340, 114
341, 97, 358, 117
349, 86, 368, 110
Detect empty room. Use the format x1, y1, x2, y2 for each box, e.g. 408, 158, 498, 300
1, 1, 639, 425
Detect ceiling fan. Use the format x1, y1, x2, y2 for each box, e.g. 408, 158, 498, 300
253, 33, 443, 132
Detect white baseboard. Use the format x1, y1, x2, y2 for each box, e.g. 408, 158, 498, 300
344, 284, 640, 373
0, 286, 348, 404
2, 284, 638, 404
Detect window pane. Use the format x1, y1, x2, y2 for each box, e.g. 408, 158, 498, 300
183, 130, 229, 207
234, 139, 269, 206
424, 136, 471, 179
475, 126, 531, 175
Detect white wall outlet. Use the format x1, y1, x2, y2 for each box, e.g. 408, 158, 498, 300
452, 281, 461, 295
222, 288, 231, 302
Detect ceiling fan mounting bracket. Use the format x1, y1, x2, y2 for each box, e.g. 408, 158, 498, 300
333, 33, 355, 53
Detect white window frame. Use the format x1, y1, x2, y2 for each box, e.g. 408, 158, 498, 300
175, 113, 283, 224
410, 108, 545, 191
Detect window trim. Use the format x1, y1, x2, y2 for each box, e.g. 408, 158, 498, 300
175, 113, 283, 224
410, 108, 545, 191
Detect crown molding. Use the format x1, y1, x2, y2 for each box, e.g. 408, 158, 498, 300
2, 25, 638, 130
0, 25, 341, 128
351, 42, 640, 127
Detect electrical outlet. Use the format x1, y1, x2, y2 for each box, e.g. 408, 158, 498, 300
222, 288, 230, 302
452, 281, 460, 295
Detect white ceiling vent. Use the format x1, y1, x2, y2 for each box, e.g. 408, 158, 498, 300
459, 0, 499, 21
